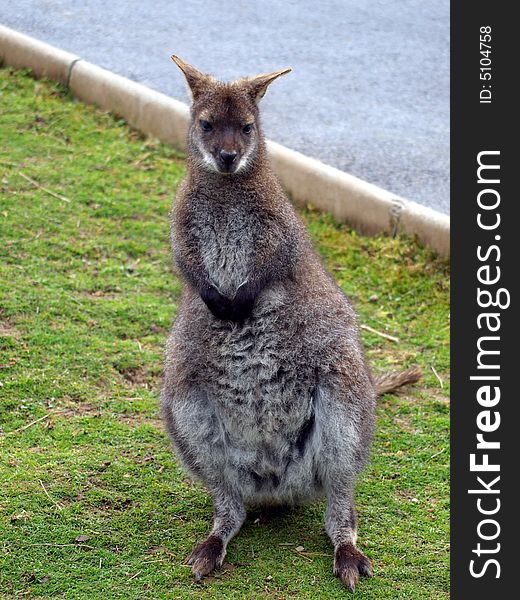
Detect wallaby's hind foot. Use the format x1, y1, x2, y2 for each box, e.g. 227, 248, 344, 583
187, 535, 225, 581
185, 490, 246, 581
334, 542, 373, 592
374, 365, 422, 397
325, 485, 373, 592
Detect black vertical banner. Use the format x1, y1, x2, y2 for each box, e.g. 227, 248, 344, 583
451, 2, 516, 597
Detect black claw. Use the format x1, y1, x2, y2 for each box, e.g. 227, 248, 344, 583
359, 558, 373, 578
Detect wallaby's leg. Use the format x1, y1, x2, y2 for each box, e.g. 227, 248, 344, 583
187, 488, 246, 581
325, 483, 372, 592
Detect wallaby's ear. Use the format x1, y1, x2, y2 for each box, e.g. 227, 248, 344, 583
247, 68, 292, 103
171, 55, 213, 100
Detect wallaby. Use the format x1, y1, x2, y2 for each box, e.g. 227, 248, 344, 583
160, 56, 421, 591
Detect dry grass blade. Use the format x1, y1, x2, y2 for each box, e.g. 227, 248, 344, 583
6, 413, 50, 435
290, 549, 313, 562
431, 365, 444, 388
361, 324, 400, 343
27, 542, 94, 549
39, 479, 64, 511
19, 172, 71, 203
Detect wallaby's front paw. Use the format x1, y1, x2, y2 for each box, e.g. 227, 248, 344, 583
230, 284, 256, 321
200, 283, 257, 322
200, 285, 234, 320
186, 535, 225, 581
333, 542, 373, 592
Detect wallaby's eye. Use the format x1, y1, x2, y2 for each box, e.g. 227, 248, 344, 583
242, 124, 253, 135
200, 120, 213, 132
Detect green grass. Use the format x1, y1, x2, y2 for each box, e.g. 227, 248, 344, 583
0, 67, 450, 599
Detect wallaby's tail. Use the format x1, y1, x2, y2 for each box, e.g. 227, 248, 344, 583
374, 366, 422, 397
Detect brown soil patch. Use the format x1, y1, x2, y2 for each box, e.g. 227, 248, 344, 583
0, 320, 21, 339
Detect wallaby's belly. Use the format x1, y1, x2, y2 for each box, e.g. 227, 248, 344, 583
175, 284, 324, 505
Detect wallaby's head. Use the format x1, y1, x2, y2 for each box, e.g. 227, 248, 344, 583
172, 55, 291, 175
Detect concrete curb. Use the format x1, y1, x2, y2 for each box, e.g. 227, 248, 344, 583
267, 140, 449, 255
0, 24, 449, 256
0, 24, 78, 86
69, 60, 190, 150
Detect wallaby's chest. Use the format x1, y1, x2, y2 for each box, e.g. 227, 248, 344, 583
196, 206, 257, 297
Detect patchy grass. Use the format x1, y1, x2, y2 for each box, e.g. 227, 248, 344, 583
0, 67, 449, 599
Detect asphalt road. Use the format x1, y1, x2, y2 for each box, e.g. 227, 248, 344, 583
1, 1, 450, 213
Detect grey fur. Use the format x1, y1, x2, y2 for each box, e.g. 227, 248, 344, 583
160, 59, 416, 590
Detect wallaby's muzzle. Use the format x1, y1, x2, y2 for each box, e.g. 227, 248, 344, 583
218, 149, 239, 173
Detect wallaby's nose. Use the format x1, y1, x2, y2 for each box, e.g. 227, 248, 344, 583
220, 150, 238, 167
